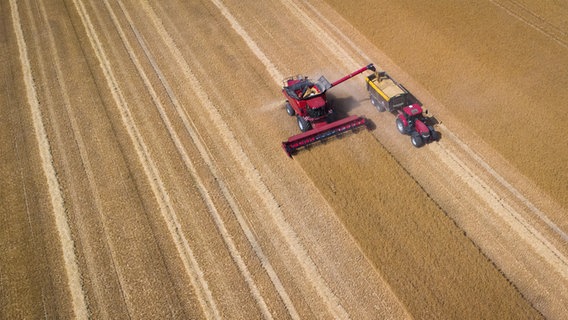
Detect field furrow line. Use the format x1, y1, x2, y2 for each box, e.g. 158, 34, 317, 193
9, 0, 88, 318
489, 0, 568, 49
280, 0, 360, 70
146, 0, 348, 318
432, 140, 568, 280
107, 1, 279, 318
14, 139, 35, 238
303, 1, 372, 64
69, 0, 220, 318
14, 139, 47, 314
34, 1, 130, 316
135, 2, 300, 318
440, 126, 568, 243
207, 0, 283, 82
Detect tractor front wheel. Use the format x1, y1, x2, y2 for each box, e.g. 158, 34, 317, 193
411, 133, 424, 148
396, 118, 407, 134
285, 101, 295, 116
297, 116, 312, 132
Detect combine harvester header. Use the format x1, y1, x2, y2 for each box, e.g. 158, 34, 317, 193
281, 64, 375, 157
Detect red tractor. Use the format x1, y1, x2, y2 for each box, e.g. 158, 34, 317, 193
395, 104, 439, 148
281, 64, 375, 157
366, 71, 438, 147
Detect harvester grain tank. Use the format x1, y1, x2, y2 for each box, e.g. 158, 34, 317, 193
281, 64, 376, 157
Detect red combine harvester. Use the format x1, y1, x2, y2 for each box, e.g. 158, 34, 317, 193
281, 64, 375, 157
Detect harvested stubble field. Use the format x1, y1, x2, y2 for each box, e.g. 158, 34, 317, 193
296, 133, 536, 318
1, 0, 566, 319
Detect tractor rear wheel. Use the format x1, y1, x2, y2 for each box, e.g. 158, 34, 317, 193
297, 116, 311, 132
285, 101, 295, 116
427, 126, 440, 141
411, 133, 424, 148
396, 118, 407, 134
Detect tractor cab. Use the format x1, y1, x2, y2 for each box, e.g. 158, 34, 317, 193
398, 103, 423, 128
402, 104, 424, 121
402, 103, 423, 116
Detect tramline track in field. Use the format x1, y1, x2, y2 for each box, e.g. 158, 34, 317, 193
69, 0, 222, 317
490, 0, 568, 49
8, 0, 89, 317
105, 0, 284, 317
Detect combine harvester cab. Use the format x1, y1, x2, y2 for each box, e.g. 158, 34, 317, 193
281, 64, 375, 157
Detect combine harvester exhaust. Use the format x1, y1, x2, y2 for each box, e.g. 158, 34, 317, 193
281, 64, 375, 157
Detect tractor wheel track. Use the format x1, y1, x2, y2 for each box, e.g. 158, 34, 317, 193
106, 0, 285, 318
489, 0, 568, 49
135, 1, 349, 317
1, 2, 60, 317
8, 0, 88, 317
10, 0, 194, 318
67, 0, 223, 317
25, 0, 120, 316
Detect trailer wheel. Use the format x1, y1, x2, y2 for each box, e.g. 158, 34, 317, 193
370, 95, 386, 112
297, 116, 311, 132
411, 133, 424, 148
378, 100, 387, 112
285, 101, 295, 116
370, 95, 376, 106
396, 118, 407, 134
